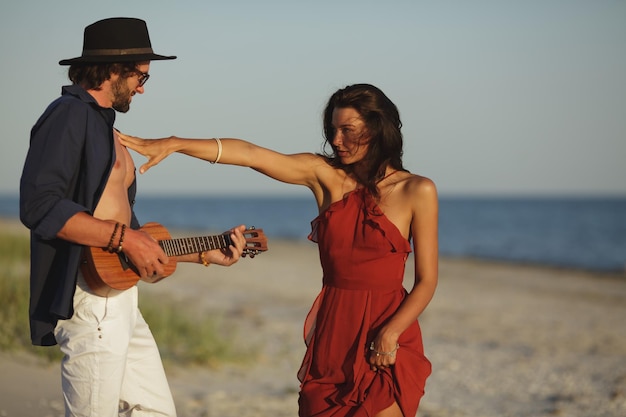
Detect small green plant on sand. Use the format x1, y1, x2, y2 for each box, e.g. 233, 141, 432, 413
0, 229, 250, 367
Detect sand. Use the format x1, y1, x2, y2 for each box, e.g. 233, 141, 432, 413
1, 225, 625, 417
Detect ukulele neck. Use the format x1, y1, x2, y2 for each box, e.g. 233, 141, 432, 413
159, 235, 232, 257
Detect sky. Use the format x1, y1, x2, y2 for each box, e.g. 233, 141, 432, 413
1, 0, 624, 197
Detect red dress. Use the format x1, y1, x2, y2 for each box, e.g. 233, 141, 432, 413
298, 188, 431, 417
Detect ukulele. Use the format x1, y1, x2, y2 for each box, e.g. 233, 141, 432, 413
80, 222, 267, 296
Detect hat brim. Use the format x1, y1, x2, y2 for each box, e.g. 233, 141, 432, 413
59, 53, 176, 65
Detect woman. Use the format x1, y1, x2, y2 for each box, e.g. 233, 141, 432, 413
120, 83, 438, 417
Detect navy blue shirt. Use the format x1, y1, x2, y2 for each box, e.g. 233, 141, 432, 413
20, 85, 140, 346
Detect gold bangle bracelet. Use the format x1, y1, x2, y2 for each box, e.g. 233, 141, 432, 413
199, 251, 210, 267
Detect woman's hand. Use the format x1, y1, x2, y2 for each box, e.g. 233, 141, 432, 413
368, 333, 400, 372
117, 131, 174, 174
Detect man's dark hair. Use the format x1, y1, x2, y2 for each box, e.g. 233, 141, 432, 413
322, 83, 407, 198
68, 62, 138, 90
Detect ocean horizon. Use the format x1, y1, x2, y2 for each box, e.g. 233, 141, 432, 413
3, 194, 625, 274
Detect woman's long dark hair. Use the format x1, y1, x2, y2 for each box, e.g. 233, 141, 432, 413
322, 83, 406, 198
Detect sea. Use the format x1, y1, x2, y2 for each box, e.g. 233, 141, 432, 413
2, 194, 625, 274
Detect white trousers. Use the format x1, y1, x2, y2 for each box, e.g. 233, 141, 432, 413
54, 272, 176, 417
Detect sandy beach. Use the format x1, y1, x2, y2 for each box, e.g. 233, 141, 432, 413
1, 223, 625, 417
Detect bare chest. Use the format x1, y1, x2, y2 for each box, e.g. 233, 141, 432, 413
110, 138, 136, 189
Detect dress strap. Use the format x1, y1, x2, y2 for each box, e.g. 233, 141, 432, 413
378, 170, 399, 183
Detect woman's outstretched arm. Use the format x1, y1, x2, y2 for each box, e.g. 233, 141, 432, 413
118, 133, 325, 189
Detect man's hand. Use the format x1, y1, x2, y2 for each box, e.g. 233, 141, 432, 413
121, 228, 169, 279
203, 224, 247, 266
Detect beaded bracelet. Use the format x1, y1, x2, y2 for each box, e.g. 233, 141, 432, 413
115, 224, 127, 253
369, 342, 400, 357
107, 222, 120, 253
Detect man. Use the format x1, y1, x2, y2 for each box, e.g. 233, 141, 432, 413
20, 17, 246, 416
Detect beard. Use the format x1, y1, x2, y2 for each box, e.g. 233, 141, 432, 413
111, 77, 133, 113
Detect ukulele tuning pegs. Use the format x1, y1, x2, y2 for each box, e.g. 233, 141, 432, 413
242, 249, 258, 258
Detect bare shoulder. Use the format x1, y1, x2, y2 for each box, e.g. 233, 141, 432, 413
398, 173, 438, 213
399, 173, 438, 200
400, 174, 438, 226
379, 172, 437, 237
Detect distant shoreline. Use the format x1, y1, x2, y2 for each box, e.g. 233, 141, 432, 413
4, 216, 623, 278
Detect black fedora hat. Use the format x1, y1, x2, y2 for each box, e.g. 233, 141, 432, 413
59, 17, 176, 65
